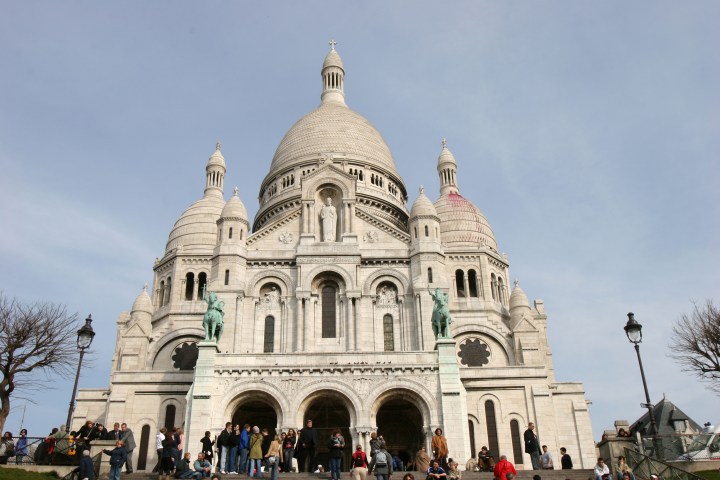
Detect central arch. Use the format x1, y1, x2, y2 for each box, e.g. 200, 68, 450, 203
299, 390, 355, 472
230, 391, 280, 437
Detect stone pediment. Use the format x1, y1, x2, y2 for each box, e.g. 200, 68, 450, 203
512, 313, 538, 333
124, 321, 150, 338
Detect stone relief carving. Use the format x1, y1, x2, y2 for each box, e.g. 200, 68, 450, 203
321, 197, 337, 242
376, 285, 398, 307
261, 287, 281, 309
280, 378, 301, 396
364, 231, 379, 243
353, 377, 374, 396
279, 232, 294, 244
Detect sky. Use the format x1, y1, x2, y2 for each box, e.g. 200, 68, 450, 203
1, 1, 718, 441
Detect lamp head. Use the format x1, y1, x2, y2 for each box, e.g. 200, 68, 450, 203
624, 312, 643, 344
77, 314, 96, 350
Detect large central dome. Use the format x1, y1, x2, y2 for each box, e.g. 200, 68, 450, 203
270, 101, 397, 173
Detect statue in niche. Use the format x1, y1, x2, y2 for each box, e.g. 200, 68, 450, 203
428, 287, 452, 339
263, 286, 280, 308
202, 285, 224, 342
377, 285, 397, 306
320, 196, 337, 242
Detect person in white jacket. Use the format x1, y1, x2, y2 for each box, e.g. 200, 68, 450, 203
594, 458, 610, 480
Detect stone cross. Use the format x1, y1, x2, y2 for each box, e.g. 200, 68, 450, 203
329, 39, 337, 50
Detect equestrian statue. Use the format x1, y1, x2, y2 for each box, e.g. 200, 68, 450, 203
202, 285, 224, 342
428, 287, 453, 339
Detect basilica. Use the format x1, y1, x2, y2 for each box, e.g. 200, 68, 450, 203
76, 44, 595, 471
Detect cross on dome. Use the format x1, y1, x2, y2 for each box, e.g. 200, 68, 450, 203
514, 278, 519, 288
329, 39, 337, 50
143, 283, 148, 291
441, 138, 447, 149
215, 141, 222, 151
233, 186, 238, 196
419, 185, 425, 195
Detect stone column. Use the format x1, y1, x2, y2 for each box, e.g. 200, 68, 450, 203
435, 338, 470, 465
303, 296, 313, 350
185, 341, 219, 461
415, 294, 424, 350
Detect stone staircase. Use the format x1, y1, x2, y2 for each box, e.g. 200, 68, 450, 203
100, 470, 594, 480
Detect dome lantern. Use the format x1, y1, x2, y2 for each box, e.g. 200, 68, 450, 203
437, 138, 459, 195
204, 142, 226, 198
321, 39, 346, 105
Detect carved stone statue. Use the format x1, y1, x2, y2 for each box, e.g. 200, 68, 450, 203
377, 285, 397, 306
320, 197, 337, 242
428, 287, 452, 338
202, 286, 224, 342
263, 286, 280, 308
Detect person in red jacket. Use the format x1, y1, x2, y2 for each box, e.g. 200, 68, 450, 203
493, 455, 517, 480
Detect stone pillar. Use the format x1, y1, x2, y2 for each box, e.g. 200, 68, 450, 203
435, 338, 470, 465
303, 296, 313, 350
185, 341, 219, 459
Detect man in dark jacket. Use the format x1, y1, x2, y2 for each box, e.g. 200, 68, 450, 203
78, 449, 96, 480
103, 440, 128, 480
524, 422, 541, 470
217, 422, 232, 474
299, 419, 318, 472
120, 423, 136, 473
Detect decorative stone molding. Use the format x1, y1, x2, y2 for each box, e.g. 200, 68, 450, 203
363, 231, 379, 243
279, 232, 294, 244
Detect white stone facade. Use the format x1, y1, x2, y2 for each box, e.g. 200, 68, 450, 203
75, 44, 595, 472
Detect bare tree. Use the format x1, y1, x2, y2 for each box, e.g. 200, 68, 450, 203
0, 293, 79, 433
669, 300, 720, 394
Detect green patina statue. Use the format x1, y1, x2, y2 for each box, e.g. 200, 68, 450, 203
202, 285, 224, 342
428, 287, 452, 338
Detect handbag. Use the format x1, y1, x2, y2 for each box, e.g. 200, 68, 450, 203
267, 455, 276, 465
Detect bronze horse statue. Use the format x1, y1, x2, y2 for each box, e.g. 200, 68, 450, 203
202, 288, 224, 342
428, 287, 452, 338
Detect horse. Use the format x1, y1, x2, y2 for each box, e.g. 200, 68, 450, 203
203, 291, 224, 342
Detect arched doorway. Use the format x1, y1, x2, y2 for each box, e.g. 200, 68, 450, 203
302, 392, 353, 472
376, 396, 425, 468
232, 398, 278, 437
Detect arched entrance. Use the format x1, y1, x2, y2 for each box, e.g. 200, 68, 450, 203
232, 397, 278, 436
376, 396, 425, 468
302, 392, 353, 472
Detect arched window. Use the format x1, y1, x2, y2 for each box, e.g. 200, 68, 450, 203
229, 227, 233, 239
264, 316, 275, 353
468, 420, 476, 459
164, 277, 171, 305
485, 400, 500, 461
498, 277, 505, 304
428, 268, 433, 284
240, 229, 243, 240
224, 269, 230, 286
456, 269, 466, 298
137, 424, 151, 470
468, 270, 479, 297
321, 285, 337, 338
383, 314, 394, 351
159, 281, 166, 307
424, 225, 429, 237
491, 273, 497, 301
510, 420, 524, 464
197, 273, 207, 299
185, 273, 195, 301
414, 227, 418, 239
164, 405, 176, 430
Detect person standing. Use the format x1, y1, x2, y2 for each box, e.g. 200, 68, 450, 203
368, 441, 393, 480
218, 422, 232, 474
153, 427, 166, 473
265, 434, 283, 480
560, 447, 573, 470
540, 445, 553, 469
120, 423, 136, 474
15, 429, 28, 464
431, 428, 449, 469
109, 423, 122, 442
78, 449, 96, 480
161, 435, 177, 480
282, 428, 296, 473
248, 426, 264, 478
351, 445, 368, 480
328, 429, 345, 480
299, 419, 318, 472
524, 422, 541, 470
200, 431, 215, 467
228, 425, 240, 474
103, 440, 128, 480
238, 424, 251, 474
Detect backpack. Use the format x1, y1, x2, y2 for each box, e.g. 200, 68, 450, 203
375, 451, 388, 467
354, 453, 365, 468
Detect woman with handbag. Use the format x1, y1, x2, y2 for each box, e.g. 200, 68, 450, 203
265, 434, 283, 480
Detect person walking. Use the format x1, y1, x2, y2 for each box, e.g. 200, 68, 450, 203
351, 444, 368, 480
248, 426, 264, 478
560, 447, 572, 470
368, 441, 393, 480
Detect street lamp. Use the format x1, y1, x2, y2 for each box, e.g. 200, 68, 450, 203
624, 312, 659, 455
66, 315, 96, 430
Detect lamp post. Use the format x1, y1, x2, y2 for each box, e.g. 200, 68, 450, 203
624, 312, 659, 455
66, 314, 96, 430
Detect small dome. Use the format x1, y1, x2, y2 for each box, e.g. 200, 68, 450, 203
323, 48, 344, 70
131, 284, 153, 315
166, 195, 226, 253
438, 139, 457, 166
221, 187, 248, 219
509, 279, 530, 310
207, 142, 225, 168
410, 186, 438, 218
434, 192, 497, 251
